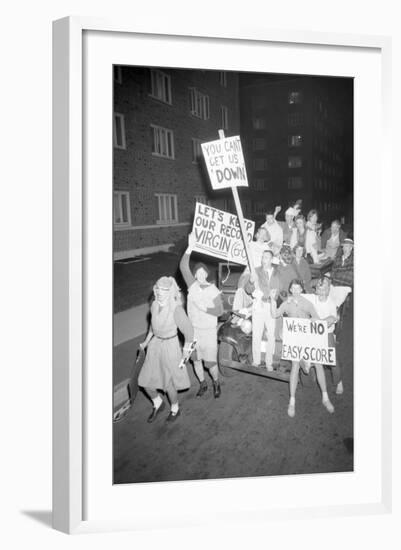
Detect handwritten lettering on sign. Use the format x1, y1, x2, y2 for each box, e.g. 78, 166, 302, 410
281, 317, 336, 365
201, 136, 248, 190
192, 202, 254, 266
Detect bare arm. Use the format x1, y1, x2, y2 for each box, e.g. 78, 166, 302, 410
174, 305, 194, 345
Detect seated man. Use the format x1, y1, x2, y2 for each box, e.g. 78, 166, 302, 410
321, 219, 346, 260
243, 250, 280, 371
261, 208, 284, 250
331, 238, 354, 288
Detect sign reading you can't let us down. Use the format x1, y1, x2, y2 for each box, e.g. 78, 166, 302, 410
201, 135, 248, 190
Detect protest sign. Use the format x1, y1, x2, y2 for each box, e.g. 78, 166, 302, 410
281, 317, 336, 366
192, 202, 255, 266
201, 135, 248, 190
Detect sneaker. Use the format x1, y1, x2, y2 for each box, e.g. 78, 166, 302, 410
288, 402, 295, 418
213, 380, 221, 398
196, 380, 208, 397
323, 399, 335, 414
335, 381, 344, 395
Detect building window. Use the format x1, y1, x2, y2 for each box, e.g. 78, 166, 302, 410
252, 138, 266, 151
288, 135, 303, 147
254, 201, 267, 214
252, 117, 266, 130
113, 66, 122, 84
252, 96, 265, 110
191, 138, 202, 163
253, 158, 268, 171
150, 69, 172, 104
287, 112, 303, 126
288, 177, 303, 190
288, 91, 303, 104
113, 113, 126, 149
254, 178, 266, 190
288, 156, 302, 168
151, 125, 175, 159
219, 71, 227, 87
221, 106, 228, 130
155, 193, 178, 224
189, 88, 210, 120
114, 191, 131, 226
195, 195, 207, 204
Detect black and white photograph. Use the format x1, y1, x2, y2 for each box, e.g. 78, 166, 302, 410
112, 65, 354, 484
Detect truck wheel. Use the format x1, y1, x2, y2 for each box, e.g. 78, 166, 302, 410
218, 341, 240, 377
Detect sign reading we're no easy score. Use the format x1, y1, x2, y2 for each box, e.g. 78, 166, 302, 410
282, 317, 336, 366
201, 136, 248, 190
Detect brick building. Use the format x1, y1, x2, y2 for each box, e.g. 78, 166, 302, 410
239, 74, 353, 228
113, 66, 240, 259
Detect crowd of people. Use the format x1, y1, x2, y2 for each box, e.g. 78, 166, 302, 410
137, 201, 354, 421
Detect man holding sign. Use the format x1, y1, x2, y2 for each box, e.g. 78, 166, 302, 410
270, 279, 335, 418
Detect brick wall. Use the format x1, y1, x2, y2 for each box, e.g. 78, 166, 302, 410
113, 67, 240, 256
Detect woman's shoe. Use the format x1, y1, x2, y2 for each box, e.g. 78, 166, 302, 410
196, 380, 208, 397
213, 380, 221, 398
323, 399, 335, 413
288, 403, 295, 417
166, 409, 181, 422
147, 401, 166, 423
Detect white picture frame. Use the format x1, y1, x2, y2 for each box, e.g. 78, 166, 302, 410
52, 16, 392, 534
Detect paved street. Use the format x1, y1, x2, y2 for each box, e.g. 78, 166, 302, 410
113, 255, 353, 483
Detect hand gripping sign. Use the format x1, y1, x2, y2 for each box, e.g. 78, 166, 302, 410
201, 135, 248, 190
281, 317, 336, 366
192, 202, 255, 266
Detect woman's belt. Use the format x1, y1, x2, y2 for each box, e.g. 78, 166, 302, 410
154, 334, 177, 340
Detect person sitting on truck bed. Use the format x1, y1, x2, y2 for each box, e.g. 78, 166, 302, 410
179, 232, 224, 398
330, 238, 354, 288
243, 249, 280, 371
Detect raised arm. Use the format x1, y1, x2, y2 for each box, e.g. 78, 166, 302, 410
179, 233, 196, 288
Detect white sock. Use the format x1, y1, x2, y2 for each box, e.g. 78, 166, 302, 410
152, 395, 163, 409
171, 402, 179, 415
322, 391, 329, 402
289, 397, 295, 406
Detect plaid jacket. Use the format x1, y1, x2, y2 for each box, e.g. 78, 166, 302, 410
331, 249, 354, 288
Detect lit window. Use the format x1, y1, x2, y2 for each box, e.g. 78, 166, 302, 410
151, 125, 175, 159
288, 156, 302, 168
219, 71, 227, 87
113, 113, 126, 149
114, 191, 131, 226
189, 88, 210, 120
150, 69, 172, 104
113, 66, 122, 84
155, 193, 178, 224
221, 106, 228, 130
288, 91, 303, 104
252, 118, 266, 130
288, 135, 303, 147
252, 138, 266, 151
288, 177, 303, 190
191, 138, 202, 163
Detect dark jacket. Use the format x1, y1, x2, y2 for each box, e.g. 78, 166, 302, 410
321, 228, 346, 249
331, 248, 354, 287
